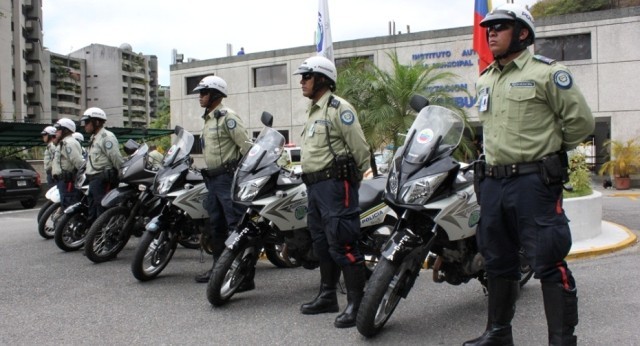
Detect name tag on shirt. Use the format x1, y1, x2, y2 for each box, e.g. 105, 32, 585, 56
478, 87, 490, 112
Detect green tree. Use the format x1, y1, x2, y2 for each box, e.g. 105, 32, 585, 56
336, 51, 474, 175
530, 0, 613, 18
148, 97, 172, 152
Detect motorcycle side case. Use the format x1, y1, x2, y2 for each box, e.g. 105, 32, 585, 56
101, 185, 138, 208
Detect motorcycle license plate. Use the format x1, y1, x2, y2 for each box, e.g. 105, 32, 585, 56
17, 180, 27, 187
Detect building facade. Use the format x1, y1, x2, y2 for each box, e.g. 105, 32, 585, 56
170, 6, 640, 166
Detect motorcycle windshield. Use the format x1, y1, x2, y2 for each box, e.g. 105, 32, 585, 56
162, 126, 194, 167
400, 105, 464, 165
240, 127, 285, 172
124, 143, 148, 166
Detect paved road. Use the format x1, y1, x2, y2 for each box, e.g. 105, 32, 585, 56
0, 189, 638, 345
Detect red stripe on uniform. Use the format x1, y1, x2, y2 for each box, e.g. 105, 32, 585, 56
345, 245, 356, 263
343, 180, 349, 208
556, 198, 563, 214
557, 262, 571, 290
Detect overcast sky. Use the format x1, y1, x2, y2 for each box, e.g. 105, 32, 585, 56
42, 0, 537, 86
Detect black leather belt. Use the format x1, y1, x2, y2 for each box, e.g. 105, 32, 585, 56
485, 161, 541, 179
301, 167, 335, 185
201, 166, 229, 178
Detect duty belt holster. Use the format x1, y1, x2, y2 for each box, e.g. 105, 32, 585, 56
301, 167, 334, 185
202, 159, 238, 178
484, 151, 568, 185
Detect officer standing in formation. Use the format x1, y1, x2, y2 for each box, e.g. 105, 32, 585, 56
294, 56, 371, 328
465, 4, 594, 346
72, 132, 87, 159
41, 125, 58, 185
81, 107, 124, 222
193, 75, 253, 288
52, 118, 85, 208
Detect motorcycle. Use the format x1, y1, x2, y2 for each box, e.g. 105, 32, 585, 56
130, 126, 214, 281
83, 140, 158, 263
53, 164, 90, 252
356, 96, 533, 337
36, 186, 61, 239
206, 112, 395, 307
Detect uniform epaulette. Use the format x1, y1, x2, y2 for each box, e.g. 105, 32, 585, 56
533, 54, 556, 65
480, 65, 491, 76
329, 97, 340, 109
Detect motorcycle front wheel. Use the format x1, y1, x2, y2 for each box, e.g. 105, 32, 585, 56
207, 243, 258, 306
264, 242, 299, 268
131, 230, 177, 281
53, 212, 89, 252
37, 200, 54, 224
357, 258, 414, 338
37, 202, 61, 239
84, 206, 132, 263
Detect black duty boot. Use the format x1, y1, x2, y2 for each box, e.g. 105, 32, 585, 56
195, 240, 225, 283
463, 277, 519, 346
542, 283, 578, 346
236, 252, 258, 293
334, 263, 366, 328
301, 261, 341, 315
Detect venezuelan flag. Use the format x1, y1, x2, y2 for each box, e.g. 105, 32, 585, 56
473, 0, 493, 73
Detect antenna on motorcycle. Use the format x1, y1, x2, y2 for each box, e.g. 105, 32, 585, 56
260, 112, 274, 127
409, 95, 429, 112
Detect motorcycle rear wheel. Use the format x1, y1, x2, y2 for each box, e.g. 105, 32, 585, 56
357, 258, 413, 337
37, 202, 60, 239
84, 206, 132, 263
54, 212, 89, 252
131, 230, 177, 281
207, 243, 258, 306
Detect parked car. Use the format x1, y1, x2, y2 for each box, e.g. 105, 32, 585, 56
0, 158, 41, 209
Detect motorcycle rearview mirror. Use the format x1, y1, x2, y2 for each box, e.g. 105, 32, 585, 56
123, 139, 140, 156
409, 95, 429, 112
261, 112, 274, 127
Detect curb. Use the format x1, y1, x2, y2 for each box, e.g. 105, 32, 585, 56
567, 221, 638, 260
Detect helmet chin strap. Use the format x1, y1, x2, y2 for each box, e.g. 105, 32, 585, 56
493, 22, 527, 61
203, 91, 223, 116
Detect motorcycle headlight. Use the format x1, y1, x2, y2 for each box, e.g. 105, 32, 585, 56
156, 173, 180, 195
235, 176, 270, 202
399, 172, 448, 205
387, 161, 399, 195
121, 166, 129, 177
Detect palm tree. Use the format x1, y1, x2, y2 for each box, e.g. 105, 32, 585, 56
336, 51, 474, 175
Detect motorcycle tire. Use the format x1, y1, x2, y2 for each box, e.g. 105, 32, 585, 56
53, 212, 89, 252
357, 258, 414, 338
37, 200, 54, 224
264, 242, 299, 268
84, 206, 132, 263
37, 202, 60, 239
177, 221, 201, 250
207, 243, 259, 306
361, 216, 396, 278
131, 230, 177, 281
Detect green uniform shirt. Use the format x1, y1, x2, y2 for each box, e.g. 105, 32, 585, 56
202, 104, 251, 169
476, 49, 595, 166
86, 127, 124, 175
300, 91, 371, 177
52, 136, 85, 175
43, 142, 56, 172
147, 150, 164, 169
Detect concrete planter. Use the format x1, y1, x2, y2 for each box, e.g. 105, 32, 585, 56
563, 190, 602, 241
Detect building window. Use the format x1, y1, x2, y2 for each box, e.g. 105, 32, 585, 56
186, 74, 210, 95
535, 34, 591, 61
253, 64, 287, 87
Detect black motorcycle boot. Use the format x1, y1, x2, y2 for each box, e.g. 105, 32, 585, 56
236, 252, 258, 293
463, 277, 519, 346
195, 240, 225, 283
542, 282, 578, 346
334, 263, 366, 328
300, 261, 341, 315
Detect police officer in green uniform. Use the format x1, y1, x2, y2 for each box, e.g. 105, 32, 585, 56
41, 125, 57, 185
193, 76, 253, 286
147, 145, 164, 170
464, 4, 595, 346
52, 118, 85, 208
294, 56, 371, 328
80, 107, 124, 221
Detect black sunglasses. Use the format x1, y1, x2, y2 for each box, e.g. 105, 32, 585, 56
199, 90, 209, 96
486, 23, 512, 33
301, 73, 314, 81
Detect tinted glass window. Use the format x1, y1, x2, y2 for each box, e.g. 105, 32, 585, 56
253, 65, 287, 87
0, 160, 32, 170
535, 34, 591, 61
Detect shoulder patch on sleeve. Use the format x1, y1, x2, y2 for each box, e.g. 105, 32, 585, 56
553, 70, 573, 90
226, 118, 237, 130
340, 110, 355, 125
329, 97, 341, 109
533, 54, 556, 65
104, 140, 114, 150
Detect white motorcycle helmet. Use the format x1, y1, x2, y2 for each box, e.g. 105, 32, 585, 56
55, 118, 76, 132
293, 56, 338, 84
80, 107, 107, 125
41, 126, 56, 136
72, 132, 84, 142
192, 75, 228, 97
481, 3, 535, 53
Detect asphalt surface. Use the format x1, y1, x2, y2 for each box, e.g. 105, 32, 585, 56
0, 185, 638, 345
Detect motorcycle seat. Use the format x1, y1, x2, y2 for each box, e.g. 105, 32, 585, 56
359, 176, 386, 210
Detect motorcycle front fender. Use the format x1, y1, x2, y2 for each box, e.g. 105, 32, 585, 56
101, 186, 137, 208
225, 224, 260, 251
145, 214, 164, 233
380, 228, 425, 263
63, 202, 84, 215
